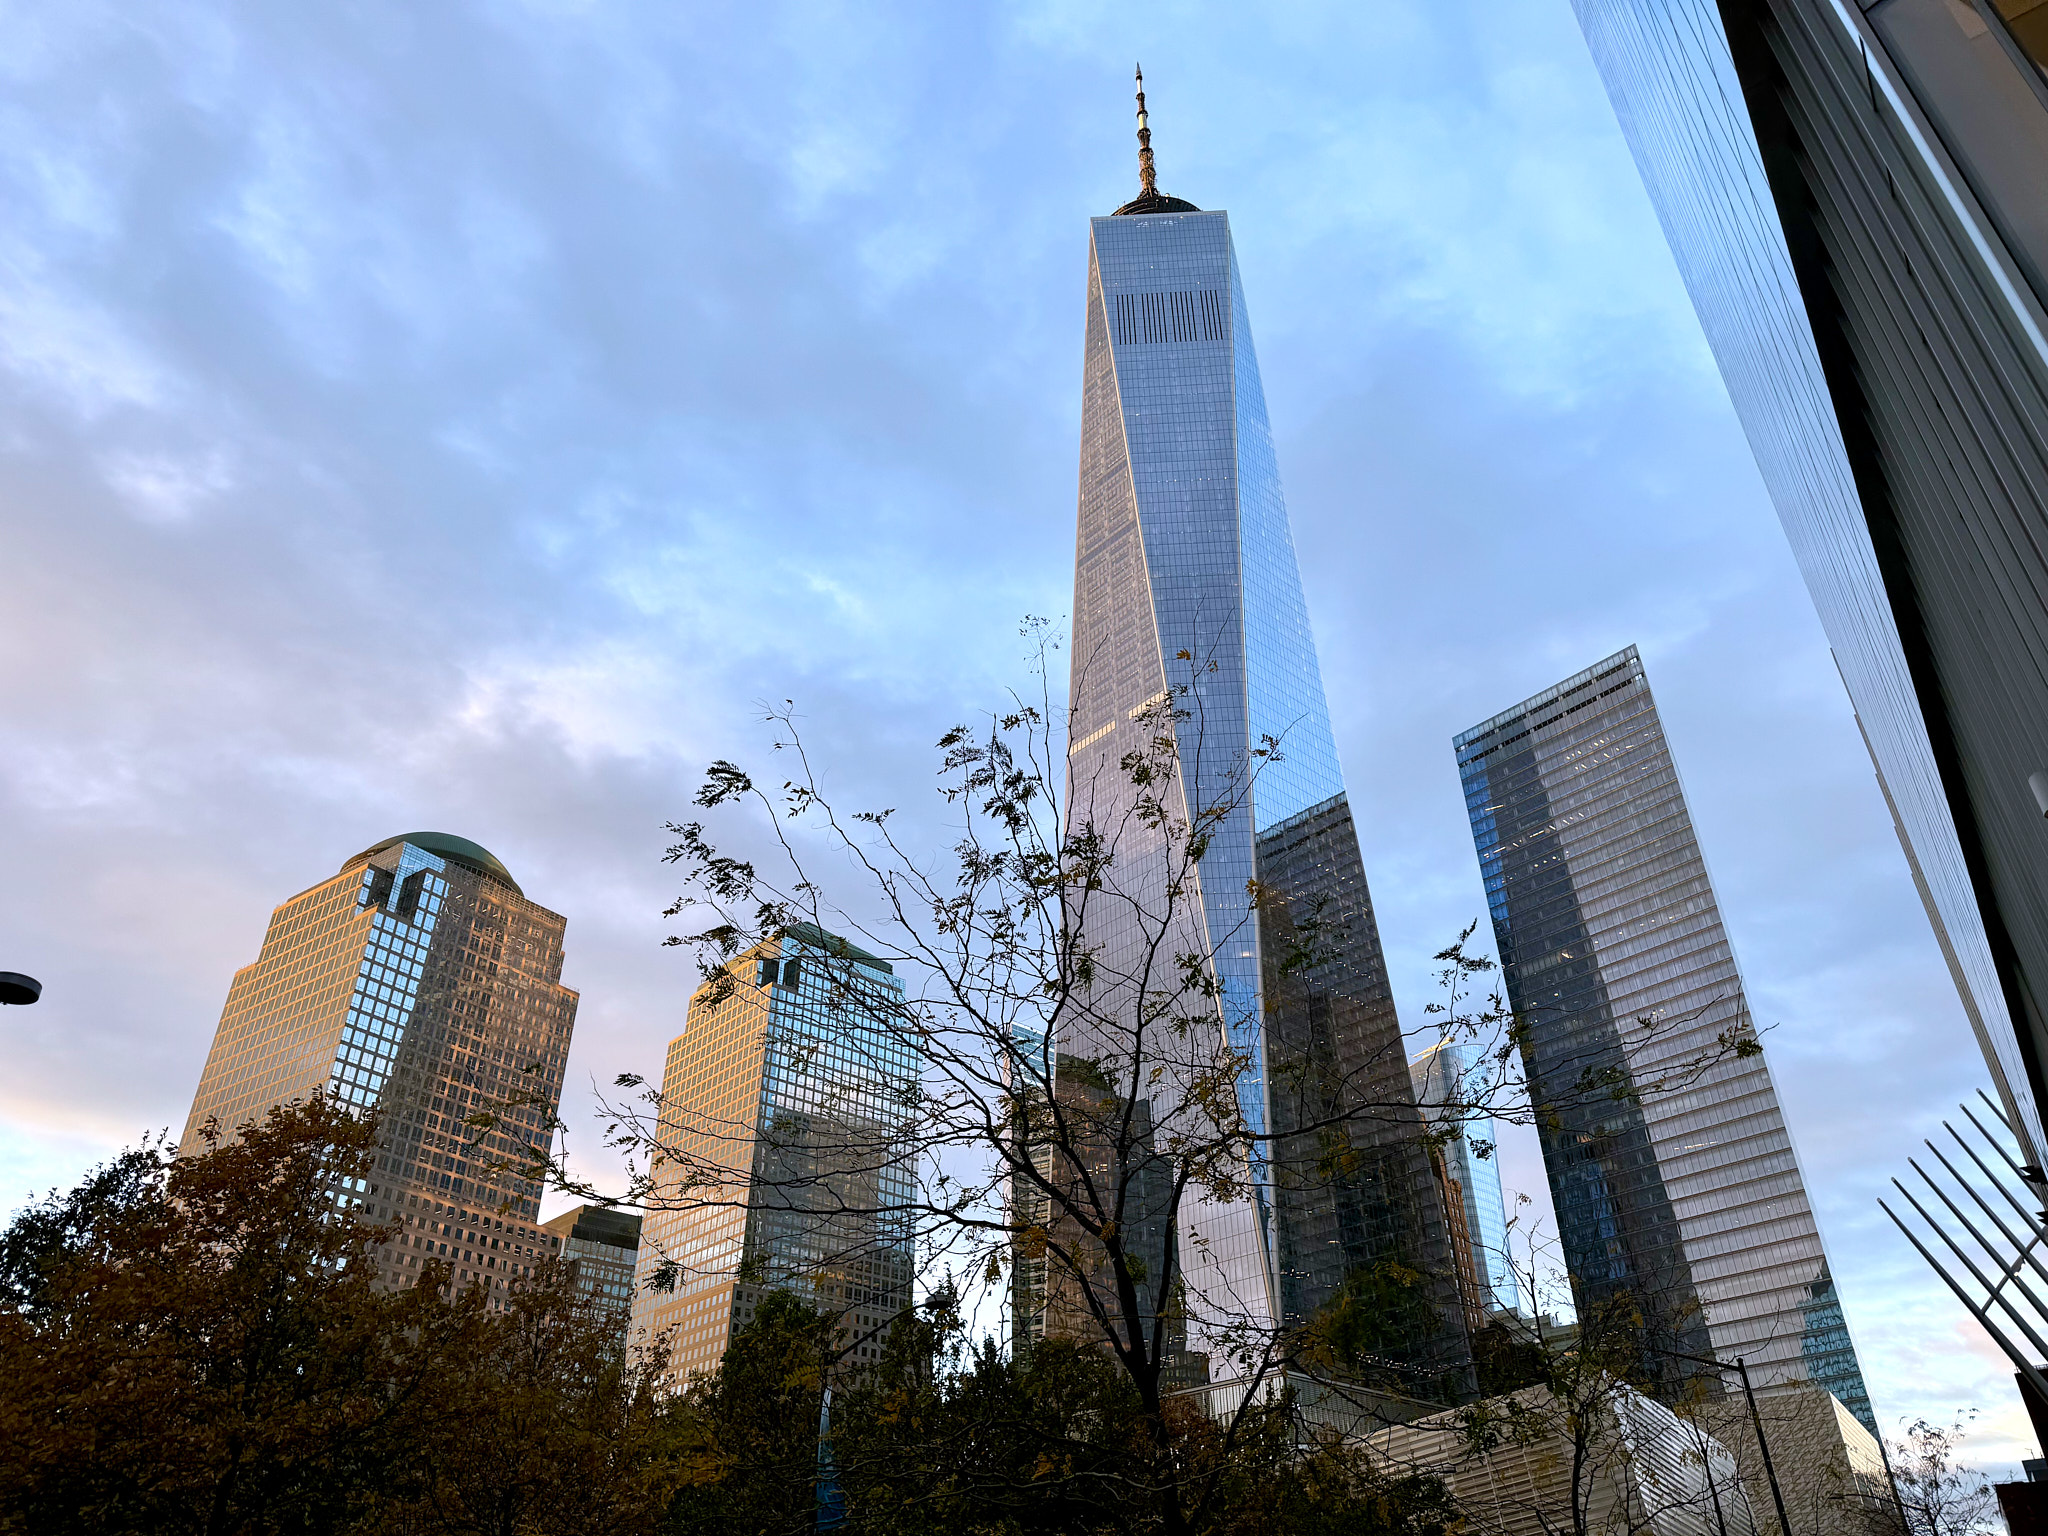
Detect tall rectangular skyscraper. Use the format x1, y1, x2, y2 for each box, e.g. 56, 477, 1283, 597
629, 926, 918, 1388
1566, 0, 2048, 1173
181, 832, 579, 1305
1410, 1042, 1521, 1319
542, 1205, 643, 1316
1062, 84, 1465, 1388
1455, 648, 1874, 1430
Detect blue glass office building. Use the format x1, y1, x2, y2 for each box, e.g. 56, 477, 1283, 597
1457, 648, 1875, 1431
1566, 0, 2048, 1178
1063, 126, 1466, 1388
1410, 1042, 1521, 1317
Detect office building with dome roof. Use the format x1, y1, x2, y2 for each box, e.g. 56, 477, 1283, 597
180, 832, 580, 1307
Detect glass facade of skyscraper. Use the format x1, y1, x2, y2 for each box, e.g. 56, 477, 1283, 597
1455, 648, 1875, 1431
541, 1204, 643, 1316
629, 926, 919, 1388
181, 832, 580, 1307
1410, 1042, 1521, 1318
1568, 0, 2048, 1172
1065, 190, 1466, 1390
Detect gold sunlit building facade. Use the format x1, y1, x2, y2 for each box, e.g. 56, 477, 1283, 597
628, 925, 918, 1387
180, 832, 580, 1308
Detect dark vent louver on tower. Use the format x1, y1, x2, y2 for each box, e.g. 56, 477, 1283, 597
1141, 293, 1168, 342
1113, 290, 1227, 346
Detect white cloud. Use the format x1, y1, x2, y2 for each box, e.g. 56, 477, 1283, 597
102, 445, 234, 522
453, 641, 702, 766
0, 0, 2023, 1463
0, 271, 167, 417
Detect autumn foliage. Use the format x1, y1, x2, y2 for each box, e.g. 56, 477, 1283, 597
0, 1099, 675, 1535
0, 1099, 1456, 1535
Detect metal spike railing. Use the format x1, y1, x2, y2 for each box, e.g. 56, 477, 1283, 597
1880, 1091, 2048, 1403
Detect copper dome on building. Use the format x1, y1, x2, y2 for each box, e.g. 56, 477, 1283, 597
344, 832, 521, 896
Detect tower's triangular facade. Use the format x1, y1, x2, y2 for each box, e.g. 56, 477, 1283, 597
1064, 184, 1470, 1396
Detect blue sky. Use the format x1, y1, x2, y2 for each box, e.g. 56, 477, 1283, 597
0, 0, 2023, 1463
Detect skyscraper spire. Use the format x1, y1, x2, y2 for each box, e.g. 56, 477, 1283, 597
1113, 66, 1199, 216
1135, 64, 1157, 199
1075, 152, 1470, 1385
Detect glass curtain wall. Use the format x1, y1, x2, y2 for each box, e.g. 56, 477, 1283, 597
1067, 205, 1467, 1393
1456, 648, 1875, 1430
630, 929, 918, 1388
1568, 0, 2048, 1169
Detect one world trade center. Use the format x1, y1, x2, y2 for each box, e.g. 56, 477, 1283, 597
1060, 74, 1470, 1396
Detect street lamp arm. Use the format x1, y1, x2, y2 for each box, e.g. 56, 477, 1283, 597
1643, 1346, 1792, 1536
